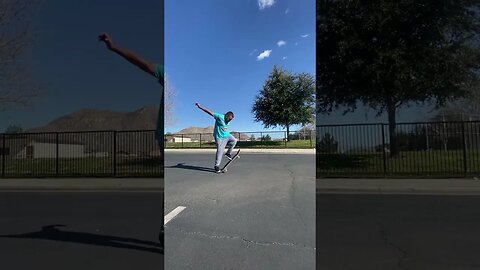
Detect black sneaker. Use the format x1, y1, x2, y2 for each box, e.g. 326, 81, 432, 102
225, 153, 233, 160
214, 166, 221, 173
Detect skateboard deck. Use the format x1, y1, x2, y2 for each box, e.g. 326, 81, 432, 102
221, 149, 240, 173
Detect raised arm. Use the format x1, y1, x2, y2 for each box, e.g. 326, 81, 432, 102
98, 33, 157, 77
195, 103, 214, 117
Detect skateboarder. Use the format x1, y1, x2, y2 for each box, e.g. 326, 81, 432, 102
98, 33, 164, 245
195, 103, 237, 173
98, 33, 164, 151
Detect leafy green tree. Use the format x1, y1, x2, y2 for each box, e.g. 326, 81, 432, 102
317, 0, 480, 156
253, 66, 315, 141
318, 133, 338, 153
261, 134, 272, 141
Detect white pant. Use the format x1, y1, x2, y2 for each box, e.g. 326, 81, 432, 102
214, 135, 237, 167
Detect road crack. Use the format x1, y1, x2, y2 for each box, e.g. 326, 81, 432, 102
284, 164, 307, 228
170, 226, 315, 250
377, 221, 409, 270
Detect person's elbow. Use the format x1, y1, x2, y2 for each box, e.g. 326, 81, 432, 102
145, 63, 157, 77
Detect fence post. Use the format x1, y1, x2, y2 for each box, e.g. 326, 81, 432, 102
381, 124, 387, 176
462, 122, 467, 177
199, 133, 202, 148
238, 132, 241, 142
56, 132, 59, 176
284, 131, 287, 148
181, 134, 184, 148
2, 133, 5, 177
113, 131, 117, 177
310, 130, 312, 148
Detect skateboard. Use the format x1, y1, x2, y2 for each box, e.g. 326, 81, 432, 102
221, 149, 240, 173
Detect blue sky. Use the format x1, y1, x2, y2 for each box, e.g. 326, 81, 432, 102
165, 0, 315, 133
0, 0, 441, 134
0, 0, 163, 132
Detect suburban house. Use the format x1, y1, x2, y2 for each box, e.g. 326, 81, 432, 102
1, 136, 86, 159
165, 135, 196, 143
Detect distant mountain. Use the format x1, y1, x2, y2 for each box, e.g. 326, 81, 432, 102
24, 107, 160, 154
27, 107, 159, 133
172, 126, 250, 141
21, 110, 254, 153
176, 126, 214, 134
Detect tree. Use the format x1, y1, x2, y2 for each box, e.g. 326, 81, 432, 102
317, 0, 480, 157
252, 66, 315, 141
298, 124, 315, 140
318, 133, 338, 153
430, 81, 480, 122
0, 0, 40, 111
261, 134, 272, 141
5, 124, 23, 134
249, 134, 255, 141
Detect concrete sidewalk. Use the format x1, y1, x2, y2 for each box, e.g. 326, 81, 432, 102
317, 178, 480, 195
0, 178, 163, 191
166, 148, 315, 154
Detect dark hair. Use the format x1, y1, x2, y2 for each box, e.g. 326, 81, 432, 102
225, 111, 234, 118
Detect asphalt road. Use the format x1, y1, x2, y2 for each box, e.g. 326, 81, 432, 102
0, 192, 163, 270
317, 193, 480, 270
165, 152, 316, 270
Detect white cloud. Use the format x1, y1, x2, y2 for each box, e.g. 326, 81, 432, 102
295, 42, 298, 46
249, 49, 257, 56
257, 50, 272, 61
301, 34, 309, 38
283, 56, 287, 60
285, 8, 290, 14
277, 40, 286, 47
258, 0, 276, 10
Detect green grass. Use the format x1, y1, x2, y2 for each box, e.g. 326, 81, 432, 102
317, 150, 480, 178
166, 140, 314, 149
1, 157, 163, 177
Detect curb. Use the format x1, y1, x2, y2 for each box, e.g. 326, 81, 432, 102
166, 148, 315, 154
0, 179, 163, 191
316, 178, 480, 195
316, 188, 480, 195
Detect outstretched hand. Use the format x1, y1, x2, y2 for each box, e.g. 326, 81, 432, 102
98, 33, 114, 50
195, 103, 213, 116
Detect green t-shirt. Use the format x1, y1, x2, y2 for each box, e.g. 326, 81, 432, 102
213, 112, 230, 139
154, 64, 164, 145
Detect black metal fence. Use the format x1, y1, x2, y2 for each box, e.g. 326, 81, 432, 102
317, 121, 480, 177
0, 129, 315, 177
0, 130, 162, 178
165, 130, 315, 149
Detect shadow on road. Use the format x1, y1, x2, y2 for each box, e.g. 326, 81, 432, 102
167, 163, 215, 173
0, 225, 163, 254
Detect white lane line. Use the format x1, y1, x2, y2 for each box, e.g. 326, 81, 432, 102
164, 206, 186, 225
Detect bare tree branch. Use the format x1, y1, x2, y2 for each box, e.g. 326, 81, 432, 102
0, 0, 40, 110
